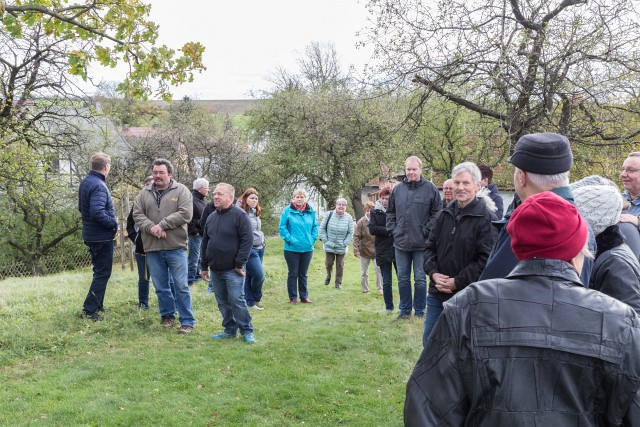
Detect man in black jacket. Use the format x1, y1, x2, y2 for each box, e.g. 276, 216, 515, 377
405, 192, 640, 426
201, 183, 255, 343
187, 178, 209, 285
387, 156, 442, 319
422, 162, 497, 345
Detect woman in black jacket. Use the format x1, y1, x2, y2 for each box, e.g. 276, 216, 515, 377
368, 186, 396, 312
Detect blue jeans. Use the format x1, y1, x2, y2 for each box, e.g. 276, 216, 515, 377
146, 248, 195, 326
244, 247, 265, 306
395, 248, 427, 316
423, 294, 445, 346
187, 235, 203, 284
284, 250, 313, 300
380, 261, 396, 311
83, 240, 114, 314
211, 269, 254, 335
135, 253, 150, 308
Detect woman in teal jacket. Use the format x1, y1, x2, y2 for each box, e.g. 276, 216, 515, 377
279, 188, 319, 304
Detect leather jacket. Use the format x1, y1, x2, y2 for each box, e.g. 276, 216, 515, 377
405, 258, 640, 426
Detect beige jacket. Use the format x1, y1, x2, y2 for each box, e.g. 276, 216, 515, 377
354, 215, 376, 258
133, 180, 193, 252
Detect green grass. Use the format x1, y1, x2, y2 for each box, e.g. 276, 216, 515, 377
0, 237, 424, 426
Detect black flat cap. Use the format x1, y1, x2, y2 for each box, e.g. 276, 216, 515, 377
507, 132, 573, 174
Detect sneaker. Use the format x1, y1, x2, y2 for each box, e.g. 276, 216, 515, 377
415, 313, 424, 319
289, 299, 299, 304
300, 298, 313, 304
335, 284, 342, 290
81, 311, 103, 322
377, 290, 384, 295
138, 303, 149, 310
250, 304, 264, 310
212, 332, 236, 339
363, 291, 370, 294
243, 333, 256, 343
385, 309, 394, 315
396, 313, 411, 320
161, 316, 176, 327
177, 325, 194, 334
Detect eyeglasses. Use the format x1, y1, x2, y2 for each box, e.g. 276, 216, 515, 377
621, 167, 640, 174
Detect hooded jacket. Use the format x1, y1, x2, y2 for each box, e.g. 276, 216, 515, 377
354, 214, 376, 258
132, 180, 193, 252
368, 200, 394, 265
386, 176, 442, 251
279, 203, 319, 253
405, 258, 640, 426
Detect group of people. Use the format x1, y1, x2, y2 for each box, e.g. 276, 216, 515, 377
79, 156, 265, 343
78, 135, 640, 424
403, 133, 640, 425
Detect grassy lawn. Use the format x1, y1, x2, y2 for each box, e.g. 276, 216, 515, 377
0, 237, 424, 426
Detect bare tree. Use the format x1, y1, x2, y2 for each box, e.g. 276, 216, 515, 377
364, 0, 640, 149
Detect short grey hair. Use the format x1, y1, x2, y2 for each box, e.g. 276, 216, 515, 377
516, 167, 570, 190
336, 198, 348, 205
193, 178, 209, 190
406, 156, 423, 168
451, 162, 481, 183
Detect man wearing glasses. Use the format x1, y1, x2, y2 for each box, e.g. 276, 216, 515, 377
619, 153, 640, 259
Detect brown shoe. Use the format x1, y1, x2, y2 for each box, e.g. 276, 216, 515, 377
177, 325, 194, 334
289, 299, 299, 304
301, 298, 313, 304
161, 316, 175, 327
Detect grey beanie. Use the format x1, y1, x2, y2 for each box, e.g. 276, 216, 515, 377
572, 184, 622, 236
570, 175, 611, 191
508, 132, 573, 174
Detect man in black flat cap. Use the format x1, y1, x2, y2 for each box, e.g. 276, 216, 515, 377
479, 132, 596, 285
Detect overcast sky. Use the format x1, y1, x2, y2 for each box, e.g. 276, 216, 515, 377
93, 0, 374, 100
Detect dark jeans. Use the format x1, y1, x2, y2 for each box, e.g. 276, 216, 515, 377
135, 253, 150, 308
284, 250, 313, 300
83, 240, 114, 314
380, 261, 396, 311
423, 294, 445, 346
325, 252, 345, 285
244, 247, 265, 306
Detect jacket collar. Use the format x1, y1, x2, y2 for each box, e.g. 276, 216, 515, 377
506, 258, 583, 286
89, 169, 106, 181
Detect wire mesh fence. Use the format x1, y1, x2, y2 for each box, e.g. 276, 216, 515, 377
0, 239, 137, 281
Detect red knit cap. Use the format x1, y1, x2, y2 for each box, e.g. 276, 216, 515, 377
507, 191, 587, 262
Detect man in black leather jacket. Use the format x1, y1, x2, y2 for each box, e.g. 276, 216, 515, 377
405, 192, 640, 426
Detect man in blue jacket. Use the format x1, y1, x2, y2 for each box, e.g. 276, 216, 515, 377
78, 152, 118, 321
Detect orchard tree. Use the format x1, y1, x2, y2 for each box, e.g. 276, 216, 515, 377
363, 0, 640, 150
249, 42, 396, 219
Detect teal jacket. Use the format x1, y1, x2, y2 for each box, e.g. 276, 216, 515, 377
279, 203, 319, 252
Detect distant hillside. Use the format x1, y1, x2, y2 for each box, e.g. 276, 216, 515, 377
150, 99, 261, 115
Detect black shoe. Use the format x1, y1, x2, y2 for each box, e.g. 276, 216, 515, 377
324, 277, 331, 286
81, 311, 103, 322
396, 313, 411, 321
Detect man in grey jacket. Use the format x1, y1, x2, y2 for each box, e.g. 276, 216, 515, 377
133, 158, 195, 334
387, 156, 442, 319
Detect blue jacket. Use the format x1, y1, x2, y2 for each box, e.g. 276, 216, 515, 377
279, 203, 319, 253
78, 170, 117, 242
